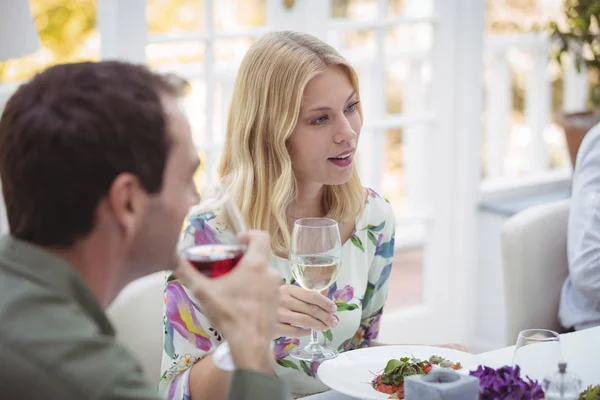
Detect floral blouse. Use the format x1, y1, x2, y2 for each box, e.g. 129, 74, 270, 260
158, 188, 395, 398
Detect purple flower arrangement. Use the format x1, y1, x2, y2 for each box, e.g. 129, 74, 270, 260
469, 365, 544, 400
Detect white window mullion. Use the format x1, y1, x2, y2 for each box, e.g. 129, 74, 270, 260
485, 51, 512, 179
329, 14, 434, 31
526, 44, 551, 173
402, 0, 434, 213
97, 0, 147, 63
562, 54, 589, 113
426, 0, 484, 345
216, 81, 234, 148
359, 0, 387, 194
203, 0, 217, 186
266, 0, 302, 31
301, 0, 330, 40
403, 59, 430, 212
148, 26, 270, 45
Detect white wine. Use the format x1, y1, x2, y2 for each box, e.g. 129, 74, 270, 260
291, 255, 340, 291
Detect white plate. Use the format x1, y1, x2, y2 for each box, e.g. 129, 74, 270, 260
317, 345, 486, 400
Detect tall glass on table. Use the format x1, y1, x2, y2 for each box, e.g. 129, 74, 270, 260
512, 329, 564, 389
179, 184, 246, 371
289, 217, 342, 362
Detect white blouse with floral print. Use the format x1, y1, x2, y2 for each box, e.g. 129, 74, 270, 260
158, 188, 395, 398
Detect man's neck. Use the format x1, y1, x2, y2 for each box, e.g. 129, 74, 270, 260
45, 236, 121, 308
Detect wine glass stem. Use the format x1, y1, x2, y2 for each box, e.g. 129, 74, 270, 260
309, 329, 319, 346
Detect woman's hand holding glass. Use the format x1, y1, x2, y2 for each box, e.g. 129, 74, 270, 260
275, 284, 339, 338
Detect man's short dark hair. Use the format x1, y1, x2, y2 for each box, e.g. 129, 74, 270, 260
0, 61, 183, 246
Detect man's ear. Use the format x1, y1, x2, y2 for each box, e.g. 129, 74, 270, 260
106, 173, 150, 239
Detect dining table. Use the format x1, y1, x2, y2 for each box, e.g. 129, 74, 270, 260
303, 326, 600, 400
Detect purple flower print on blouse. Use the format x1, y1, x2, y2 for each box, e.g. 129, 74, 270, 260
164, 281, 212, 352
352, 308, 383, 349
300, 360, 321, 378
332, 285, 354, 303
189, 212, 220, 245
274, 337, 300, 360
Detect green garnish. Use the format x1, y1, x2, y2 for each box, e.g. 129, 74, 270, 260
580, 385, 600, 400
380, 357, 430, 386
429, 355, 444, 365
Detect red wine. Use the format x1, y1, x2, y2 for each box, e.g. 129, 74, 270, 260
184, 244, 246, 278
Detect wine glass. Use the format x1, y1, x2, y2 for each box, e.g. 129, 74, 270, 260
289, 218, 342, 362
512, 329, 563, 383
179, 184, 246, 371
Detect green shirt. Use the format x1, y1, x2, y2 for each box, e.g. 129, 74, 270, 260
0, 235, 289, 400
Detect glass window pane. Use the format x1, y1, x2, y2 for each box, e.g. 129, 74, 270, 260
386, 60, 431, 116
386, 23, 432, 50
146, 41, 205, 70
194, 150, 206, 192
331, 0, 377, 20
0, 0, 98, 84
382, 128, 405, 212
176, 80, 231, 146
482, 0, 571, 178
386, 62, 407, 114
386, 247, 423, 309
147, 0, 204, 34
341, 29, 375, 50
214, 38, 256, 62
180, 79, 207, 144
214, 0, 266, 30
396, 0, 433, 16
389, 0, 405, 14
381, 127, 425, 310
486, 0, 562, 34
148, 0, 267, 34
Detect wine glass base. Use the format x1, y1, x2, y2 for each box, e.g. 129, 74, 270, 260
213, 340, 277, 371
289, 345, 339, 362
213, 341, 235, 371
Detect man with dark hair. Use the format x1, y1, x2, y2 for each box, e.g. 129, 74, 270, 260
0, 61, 288, 400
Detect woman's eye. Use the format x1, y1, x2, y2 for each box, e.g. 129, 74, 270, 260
312, 115, 328, 125
345, 101, 359, 113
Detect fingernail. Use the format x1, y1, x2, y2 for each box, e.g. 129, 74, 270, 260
331, 304, 338, 312
331, 317, 338, 327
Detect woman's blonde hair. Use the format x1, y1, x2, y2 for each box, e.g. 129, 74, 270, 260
219, 31, 365, 254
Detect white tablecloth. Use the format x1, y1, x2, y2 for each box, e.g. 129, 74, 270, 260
303, 326, 600, 400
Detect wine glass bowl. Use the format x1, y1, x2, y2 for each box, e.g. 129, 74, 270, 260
181, 243, 245, 278
181, 184, 247, 278
512, 329, 563, 383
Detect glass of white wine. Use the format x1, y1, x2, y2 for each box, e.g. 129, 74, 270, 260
289, 217, 342, 362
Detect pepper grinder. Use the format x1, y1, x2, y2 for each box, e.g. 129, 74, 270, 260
543, 362, 581, 400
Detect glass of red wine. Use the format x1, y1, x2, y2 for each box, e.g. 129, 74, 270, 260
179, 183, 247, 370
180, 184, 247, 278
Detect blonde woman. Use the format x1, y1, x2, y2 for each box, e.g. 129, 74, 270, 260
159, 31, 396, 399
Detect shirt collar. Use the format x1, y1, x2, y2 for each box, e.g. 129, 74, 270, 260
0, 234, 115, 335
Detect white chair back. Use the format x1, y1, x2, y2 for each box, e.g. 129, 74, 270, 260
501, 200, 570, 344
106, 271, 166, 382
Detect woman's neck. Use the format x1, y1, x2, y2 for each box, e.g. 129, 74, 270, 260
288, 182, 325, 219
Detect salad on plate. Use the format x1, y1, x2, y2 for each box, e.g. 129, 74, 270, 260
371, 355, 462, 399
